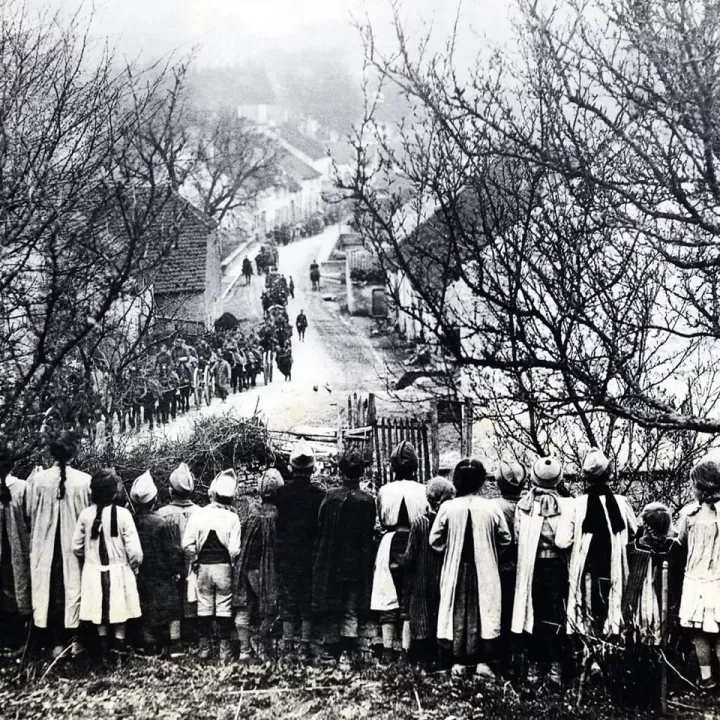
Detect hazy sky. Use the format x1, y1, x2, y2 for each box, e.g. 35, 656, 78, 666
40, 0, 514, 70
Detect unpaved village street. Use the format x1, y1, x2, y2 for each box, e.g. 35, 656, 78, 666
148, 227, 398, 439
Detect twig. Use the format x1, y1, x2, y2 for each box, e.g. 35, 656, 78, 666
233, 685, 245, 720
225, 682, 381, 696
659, 649, 699, 691
667, 699, 703, 711
14, 624, 33, 679
413, 686, 423, 714
39, 642, 74, 682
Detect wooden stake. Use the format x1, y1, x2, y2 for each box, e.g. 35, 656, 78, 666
429, 400, 440, 475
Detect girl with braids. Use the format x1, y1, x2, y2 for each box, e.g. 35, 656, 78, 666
27, 431, 91, 656
72, 469, 143, 651
677, 455, 720, 690
0, 441, 31, 652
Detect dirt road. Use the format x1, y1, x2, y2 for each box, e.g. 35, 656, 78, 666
160, 227, 394, 438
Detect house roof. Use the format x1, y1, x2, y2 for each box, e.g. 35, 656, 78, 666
146, 193, 216, 296
327, 141, 356, 167
279, 124, 328, 161
278, 150, 322, 183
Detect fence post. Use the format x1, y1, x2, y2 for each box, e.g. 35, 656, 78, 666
429, 400, 440, 475
337, 407, 344, 454
367, 393, 377, 425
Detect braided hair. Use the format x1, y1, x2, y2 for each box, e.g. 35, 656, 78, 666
90, 468, 119, 539
0, 441, 14, 505
49, 431, 76, 500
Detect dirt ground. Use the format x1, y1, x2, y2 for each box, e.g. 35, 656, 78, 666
1, 648, 717, 720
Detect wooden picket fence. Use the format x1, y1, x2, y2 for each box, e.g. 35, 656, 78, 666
373, 415, 435, 484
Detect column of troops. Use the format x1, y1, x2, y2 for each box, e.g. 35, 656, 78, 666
1, 432, 719, 699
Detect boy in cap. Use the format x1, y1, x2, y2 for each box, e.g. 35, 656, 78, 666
182, 469, 241, 662
274, 439, 325, 660
130, 471, 184, 655
312, 447, 376, 665
429, 458, 512, 678
403, 476, 455, 667
512, 456, 574, 686
492, 460, 527, 656
556, 448, 637, 638
371, 440, 430, 663
158, 463, 199, 626
233, 469, 284, 662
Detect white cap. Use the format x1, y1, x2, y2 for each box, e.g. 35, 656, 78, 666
582, 447, 610, 480
212, 469, 237, 499
290, 439, 315, 471
169, 462, 194, 494
532, 456, 563, 488
130, 470, 157, 505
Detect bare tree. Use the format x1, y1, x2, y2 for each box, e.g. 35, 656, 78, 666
344, 0, 720, 493
0, 5, 194, 453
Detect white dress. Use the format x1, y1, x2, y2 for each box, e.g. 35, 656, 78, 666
678, 502, 720, 632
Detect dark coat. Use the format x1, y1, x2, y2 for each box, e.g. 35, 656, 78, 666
134, 510, 184, 626
402, 510, 444, 639
274, 479, 325, 608
312, 485, 376, 616
622, 533, 684, 643
233, 501, 279, 617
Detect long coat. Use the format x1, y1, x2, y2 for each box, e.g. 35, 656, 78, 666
429, 495, 512, 641
312, 486, 376, 616
511, 492, 574, 635
72, 505, 143, 625
555, 494, 637, 636
274, 480, 325, 608
0, 476, 31, 615
233, 502, 280, 616
134, 510, 184, 626
27, 464, 91, 628
371, 480, 428, 612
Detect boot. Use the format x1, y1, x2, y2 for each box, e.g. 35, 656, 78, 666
198, 634, 212, 660
219, 639, 233, 664
296, 640, 313, 663
548, 661, 563, 688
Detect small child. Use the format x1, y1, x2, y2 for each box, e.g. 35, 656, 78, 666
182, 469, 241, 662
72, 469, 143, 652
157, 463, 199, 627
130, 471, 184, 655
233, 469, 284, 662
621, 502, 681, 707
402, 476, 456, 667
677, 455, 720, 690
492, 459, 527, 667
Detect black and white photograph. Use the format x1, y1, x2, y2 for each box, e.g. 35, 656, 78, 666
2, 0, 720, 717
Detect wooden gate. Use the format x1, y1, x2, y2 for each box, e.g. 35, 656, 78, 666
373, 416, 435, 485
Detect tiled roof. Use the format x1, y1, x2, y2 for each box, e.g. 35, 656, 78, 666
279, 150, 322, 183
279, 124, 328, 161
144, 193, 216, 296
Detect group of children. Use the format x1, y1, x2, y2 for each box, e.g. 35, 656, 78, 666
2, 430, 720, 694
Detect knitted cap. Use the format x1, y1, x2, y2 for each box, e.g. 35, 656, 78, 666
532, 456, 563, 489
130, 470, 157, 505
426, 476, 455, 505
640, 501, 672, 537
496, 460, 527, 497
290, 439, 316, 471
583, 447, 610, 482
91, 468, 119, 505
390, 440, 419, 477
339, 447, 365, 480
212, 469, 237, 499
258, 468, 284, 498
169, 463, 194, 494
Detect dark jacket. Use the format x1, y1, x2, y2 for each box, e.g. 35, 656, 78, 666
274, 479, 325, 605
134, 510, 184, 626
312, 485, 376, 616
233, 501, 279, 617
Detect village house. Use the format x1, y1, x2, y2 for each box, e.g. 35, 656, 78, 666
150, 194, 223, 334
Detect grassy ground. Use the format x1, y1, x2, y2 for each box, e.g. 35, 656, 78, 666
1, 647, 718, 720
